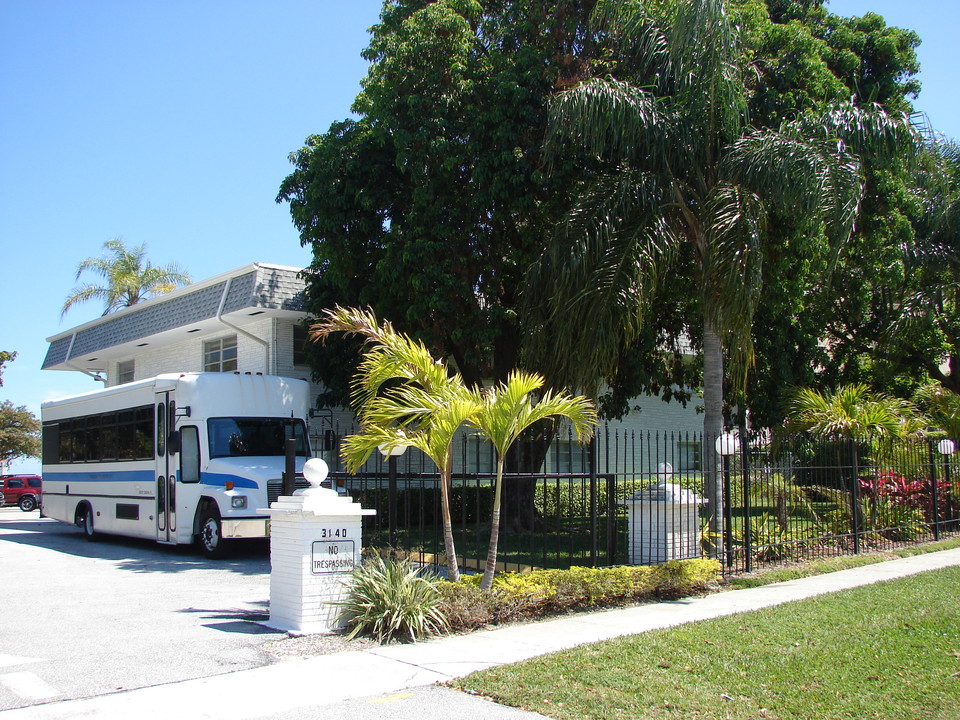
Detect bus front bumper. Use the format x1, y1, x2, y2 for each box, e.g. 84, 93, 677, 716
221, 518, 269, 539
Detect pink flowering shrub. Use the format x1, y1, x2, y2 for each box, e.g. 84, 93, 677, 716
858, 471, 953, 522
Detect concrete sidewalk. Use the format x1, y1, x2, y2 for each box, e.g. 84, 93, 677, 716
6, 548, 960, 720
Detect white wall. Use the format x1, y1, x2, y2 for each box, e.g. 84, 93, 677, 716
107, 318, 280, 386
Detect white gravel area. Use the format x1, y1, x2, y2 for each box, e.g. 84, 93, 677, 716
261, 631, 380, 659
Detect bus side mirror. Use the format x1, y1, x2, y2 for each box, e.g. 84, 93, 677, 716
167, 430, 181, 454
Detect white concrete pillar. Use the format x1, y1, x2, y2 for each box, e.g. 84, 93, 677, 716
262, 459, 375, 634
621, 481, 703, 565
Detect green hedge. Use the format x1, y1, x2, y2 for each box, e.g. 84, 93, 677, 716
351, 485, 495, 526
534, 476, 706, 518
436, 558, 721, 632
351, 475, 711, 528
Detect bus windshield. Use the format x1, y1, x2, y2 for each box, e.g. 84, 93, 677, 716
208, 418, 309, 458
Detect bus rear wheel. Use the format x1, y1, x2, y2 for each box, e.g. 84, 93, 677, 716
197, 506, 231, 559
77, 504, 97, 540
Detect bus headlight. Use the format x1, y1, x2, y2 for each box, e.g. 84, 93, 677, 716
231, 495, 248, 509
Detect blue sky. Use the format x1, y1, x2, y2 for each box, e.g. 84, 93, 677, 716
1, 1, 957, 475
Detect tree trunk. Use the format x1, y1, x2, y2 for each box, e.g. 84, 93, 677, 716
702, 321, 724, 555
480, 458, 506, 592
439, 449, 460, 582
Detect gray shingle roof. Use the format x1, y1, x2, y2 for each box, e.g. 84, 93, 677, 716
43, 264, 307, 369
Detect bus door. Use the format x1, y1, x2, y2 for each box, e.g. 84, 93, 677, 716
155, 392, 177, 543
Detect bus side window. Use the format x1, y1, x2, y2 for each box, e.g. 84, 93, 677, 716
180, 426, 201, 483
156, 403, 166, 457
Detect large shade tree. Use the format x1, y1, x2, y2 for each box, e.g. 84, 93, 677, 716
278, 0, 600, 405
0, 353, 40, 466
61, 238, 191, 318
524, 0, 913, 533
280, 0, 605, 534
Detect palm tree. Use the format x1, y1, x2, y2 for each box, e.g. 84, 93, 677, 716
61, 238, 191, 318
890, 137, 960, 393
913, 383, 960, 440
785, 384, 923, 441
524, 0, 912, 538
339, 385, 482, 583
310, 306, 480, 582
469, 370, 596, 591
786, 383, 924, 532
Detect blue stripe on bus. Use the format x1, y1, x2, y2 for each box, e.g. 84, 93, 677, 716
200, 473, 259, 489
43, 469, 260, 490
43, 470, 156, 483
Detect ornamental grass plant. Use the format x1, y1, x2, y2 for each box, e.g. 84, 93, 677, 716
336, 551, 448, 643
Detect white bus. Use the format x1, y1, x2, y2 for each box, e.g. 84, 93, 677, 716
41, 372, 312, 557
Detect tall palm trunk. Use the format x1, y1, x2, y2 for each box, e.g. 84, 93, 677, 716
480, 456, 507, 591
439, 448, 460, 582
702, 320, 725, 554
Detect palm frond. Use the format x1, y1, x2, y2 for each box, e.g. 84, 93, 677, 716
913, 383, 960, 439
786, 384, 923, 440
546, 78, 665, 168
522, 169, 680, 394
814, 103, 919, 163
61, 238, 190, 317
591, 0, 669, 78
312, 305, 456, 411
657, 0, 746, 143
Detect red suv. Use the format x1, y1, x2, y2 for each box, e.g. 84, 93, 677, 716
0, 475, 42, 512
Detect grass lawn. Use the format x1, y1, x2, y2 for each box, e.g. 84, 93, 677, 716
455, 565, 960, 720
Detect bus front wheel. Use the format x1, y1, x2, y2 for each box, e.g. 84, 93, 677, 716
197, 506, 231, 559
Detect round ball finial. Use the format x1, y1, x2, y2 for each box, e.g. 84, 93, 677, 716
302, 457, 329, 488
715, 432, 738, 457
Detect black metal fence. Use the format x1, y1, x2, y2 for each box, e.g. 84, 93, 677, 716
318, 424, 960, 575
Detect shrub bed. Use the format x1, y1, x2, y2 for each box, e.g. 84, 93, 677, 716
436, 559, 720, 633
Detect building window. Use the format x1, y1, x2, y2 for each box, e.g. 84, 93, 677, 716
677, 441, 702, 471
204, 336, 238, 373
544, 439, 588, 474
293, 324, 309, 366
117, 360, 135, 384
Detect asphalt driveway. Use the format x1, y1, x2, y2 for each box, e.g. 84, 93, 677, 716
0, 507, 284, 712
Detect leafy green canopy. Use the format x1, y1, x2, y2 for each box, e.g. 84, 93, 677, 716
741, 2, 923, 422
0, 351, 15, 387
280, 0, 924, 433
279, 0, 601, 406
0, 353, 40, 463
0, 401, 40, 464
880, 138, 960, 395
